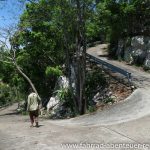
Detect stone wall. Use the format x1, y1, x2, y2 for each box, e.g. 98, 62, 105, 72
117, 36, 150, 70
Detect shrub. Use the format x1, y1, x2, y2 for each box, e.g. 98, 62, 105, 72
0, 82, 15, 106
45, 66, 63, 77
0, 81, 24, 107
85, 68, 108, 109
56, 87, 75, 113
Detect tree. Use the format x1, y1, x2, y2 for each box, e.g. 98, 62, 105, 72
59, 0, 94, 114
96, 0, 150, 41
1, 0, 99, 114
0, 26, 40, 97
12, 1, 66, 98
74, 0, 87, 114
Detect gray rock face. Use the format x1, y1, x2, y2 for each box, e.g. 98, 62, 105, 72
117, 36, 150, 69
46, 76, 74, 118
145, 51, 150, 69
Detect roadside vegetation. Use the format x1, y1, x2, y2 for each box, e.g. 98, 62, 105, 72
0, 0, 147, 116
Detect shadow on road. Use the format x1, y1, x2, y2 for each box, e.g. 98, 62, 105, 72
98, 54, 109, 57
0, 111, 19, 116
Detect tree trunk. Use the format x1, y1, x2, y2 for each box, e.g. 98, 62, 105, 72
75, 0, 86, 115
60, 0, 78, 113
14, 62, 40, 98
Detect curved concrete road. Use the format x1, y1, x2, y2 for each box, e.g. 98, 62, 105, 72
52, 88, 150, 126
0, 44, 150, 150
87, 44, 150, 88
51, 44, 150, 127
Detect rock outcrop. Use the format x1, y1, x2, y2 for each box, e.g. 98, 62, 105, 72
117, 36, 150, 70
46, 76, 73, 118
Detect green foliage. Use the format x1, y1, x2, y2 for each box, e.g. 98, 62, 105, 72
10, 0, 71, 98
95, 0, 149, 56
56, 87, 75, 113
56, 87, 69, 103
87, 105, 96, 113
45, 66, 63, 77
85, 68, 107, 107
0, 52, 27, 104
103, 97, 114, 104
0, 0, 99, 103
11, 75, 27, 94
0, 61, 15, 83
0, 82, 16, 106
2, 0, 148, 112
0, 83, 9, 106
16, 51, 32, 67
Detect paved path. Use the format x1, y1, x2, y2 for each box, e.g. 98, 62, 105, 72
0, 104, 150, 150
87, 44, 150, 88
0, 44, 150, 150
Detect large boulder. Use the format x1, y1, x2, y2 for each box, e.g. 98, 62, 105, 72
131, 36, 145, 48
144, 50, 150, 70
131, 36, 148, 65
117, 36, 150, 69
47, 96, 59, 114
47, 76, 73, 118
144, 37, 150, 69
57, 76, 69, 89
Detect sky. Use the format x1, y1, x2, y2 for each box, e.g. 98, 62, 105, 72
0, 0, 25, 28
0, 0, 26, 47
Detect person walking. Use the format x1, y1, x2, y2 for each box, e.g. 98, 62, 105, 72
27, 90, 41, 127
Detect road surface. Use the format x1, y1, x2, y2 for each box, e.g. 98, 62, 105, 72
0, 44, 150, 150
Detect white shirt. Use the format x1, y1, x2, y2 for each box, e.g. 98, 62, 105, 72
27, 92, 41, 111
